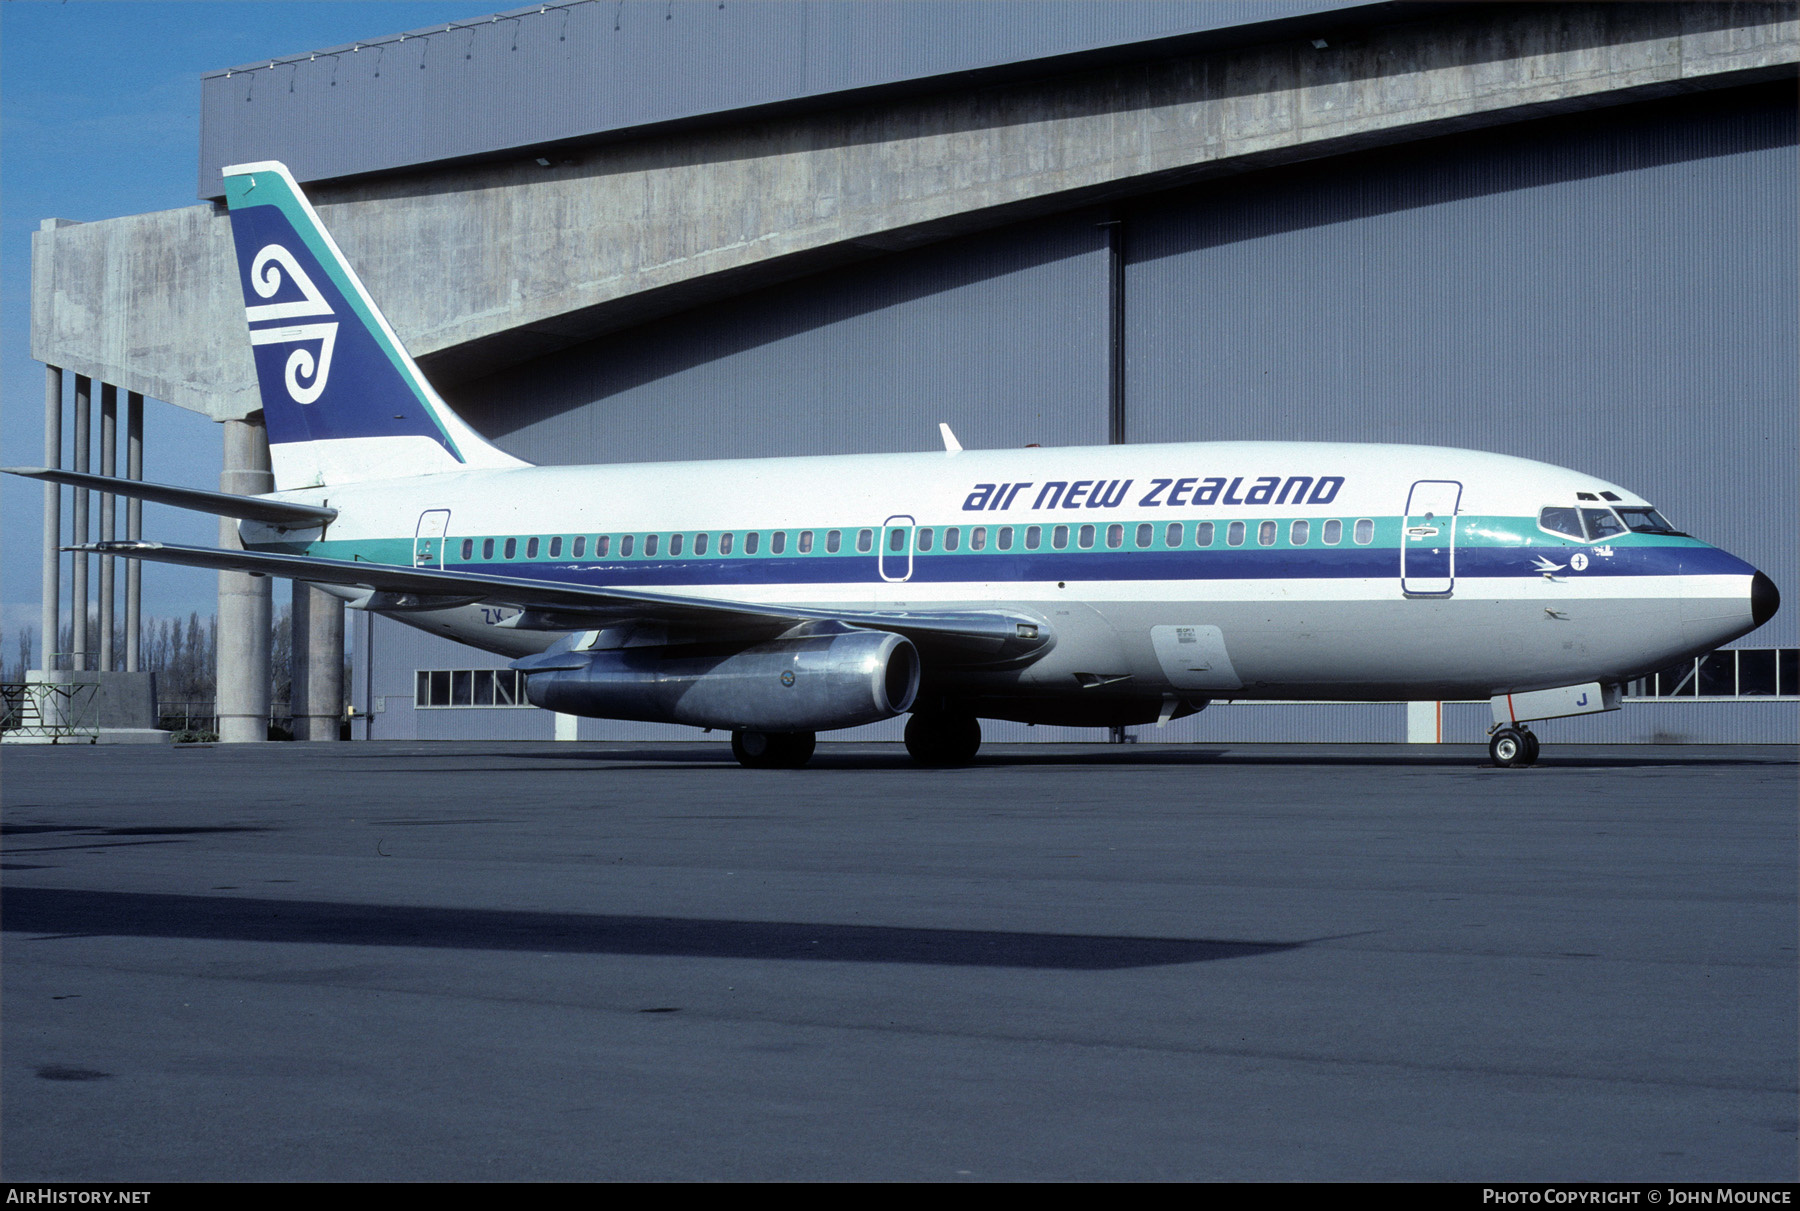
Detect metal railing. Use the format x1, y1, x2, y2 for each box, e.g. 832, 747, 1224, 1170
0, 681, 99, 742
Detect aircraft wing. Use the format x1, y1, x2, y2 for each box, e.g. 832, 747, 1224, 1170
77, 541, 1051, 667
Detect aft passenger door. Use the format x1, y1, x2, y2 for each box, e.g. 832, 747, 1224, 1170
414, 509, 451, 569
878, 516, 914, 583
1401, 481, 1461, 597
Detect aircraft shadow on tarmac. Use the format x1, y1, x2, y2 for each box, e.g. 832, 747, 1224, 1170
336, 745, 1791, 772
1, 887, 1302, 971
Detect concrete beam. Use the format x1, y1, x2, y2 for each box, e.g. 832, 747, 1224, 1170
31, 2, 1799, 416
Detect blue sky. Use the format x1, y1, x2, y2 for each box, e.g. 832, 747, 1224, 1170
2, 1, 499, 654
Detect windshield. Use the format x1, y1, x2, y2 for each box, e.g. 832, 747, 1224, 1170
1614, 506, 1686, 536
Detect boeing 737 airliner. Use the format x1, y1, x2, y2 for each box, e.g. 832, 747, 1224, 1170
12, 162, 1778, 767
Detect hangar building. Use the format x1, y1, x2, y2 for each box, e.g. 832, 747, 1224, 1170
28, 0, 1800, 745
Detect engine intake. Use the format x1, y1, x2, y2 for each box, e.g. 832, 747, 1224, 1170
525, 629, 919, 733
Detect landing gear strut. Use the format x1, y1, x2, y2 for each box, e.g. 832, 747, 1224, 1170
904, 712, 981, 766
731, 729, 816, 769
1488, 724, 1540, 768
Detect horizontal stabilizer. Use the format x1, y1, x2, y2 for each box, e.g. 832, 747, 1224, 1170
5, 467, 336, 527
75, 541, 1054, 668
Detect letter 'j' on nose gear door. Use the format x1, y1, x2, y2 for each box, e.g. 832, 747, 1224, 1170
1402, 480, 1462, 597
414, 509, 451, 569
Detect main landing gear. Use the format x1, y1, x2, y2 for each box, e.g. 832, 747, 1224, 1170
1488, 724, 1541, 768
904, 712, 982, 766
731, 729, 816, 769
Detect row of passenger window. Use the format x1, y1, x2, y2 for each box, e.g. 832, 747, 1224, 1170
456, 517, 1378, 562
910, 518, 1377, 553
459, 528, 867, 562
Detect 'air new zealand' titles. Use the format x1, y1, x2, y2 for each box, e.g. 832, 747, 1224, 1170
16, 161, 1779, 768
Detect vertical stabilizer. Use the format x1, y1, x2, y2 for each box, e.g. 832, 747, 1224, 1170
222, 161, 525, 490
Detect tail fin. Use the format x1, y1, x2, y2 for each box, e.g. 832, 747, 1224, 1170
222, 161, 525, 490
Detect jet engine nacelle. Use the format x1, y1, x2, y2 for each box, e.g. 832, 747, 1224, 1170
524, 629, 920, 733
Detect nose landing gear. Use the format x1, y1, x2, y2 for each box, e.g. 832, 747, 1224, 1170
1488, 724, 1540, 768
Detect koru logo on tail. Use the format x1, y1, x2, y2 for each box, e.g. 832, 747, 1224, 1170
244, 244, 337, 405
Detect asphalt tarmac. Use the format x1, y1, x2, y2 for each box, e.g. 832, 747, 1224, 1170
2, 741, 1794, 1182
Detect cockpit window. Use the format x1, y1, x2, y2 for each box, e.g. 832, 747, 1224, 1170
1538, 507, 1585, 540
1580, 508, 1626, 541
1542, 503, 1677, 541
1615, 506, 1686, 536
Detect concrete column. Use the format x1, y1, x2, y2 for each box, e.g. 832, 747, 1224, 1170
291, 583, 344, 741
70, 376, 90, 671
216, 416, 272, 742
1405, 701, 1442, 744
40, 366, 62, 673
125, 392, 143, 672
98, 383, 117, 671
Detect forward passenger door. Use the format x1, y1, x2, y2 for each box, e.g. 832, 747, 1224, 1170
1401, 481, 1461, 597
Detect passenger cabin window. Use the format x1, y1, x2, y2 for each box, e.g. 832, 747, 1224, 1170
998, 526, 1014, 550
483, 538, 495, 560
1195, 522, 1214, 547
888, 528, 904, 552
798, 530, 813, 554
669, 533, 683, 556
1227, 522, 1246, 547
461, 539, 474, 560
944, 527, 960, 551
1165, 522, 1184, 547
770, 531, 785, 554
1107, 524, 1123, 549
1024, 526, 1041, 550
1136, 523, 1152, 548
549, 537, 562, 558
719, 532, 733, 555
527, 537, 540, 559
693, 533, 708, 555
621, 535, 635, 557
1258, 521, 1277, 547
1290, 520, 1309, 545
971, 527, 987, 551
917, 528, 933, 552
857, 529, 873, 553
504, 538, 518, 559
826, 530, 841, 554
1052, 525, 1070, 550
1322, 520, 1342, 546
596, 535, 610, 557
573, 536, 586, 558
745, 532, 759, 554
1077, 524, 1094, 549
1354, 519, 1374, 545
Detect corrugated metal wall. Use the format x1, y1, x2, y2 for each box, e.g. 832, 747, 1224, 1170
1123, 84, 1798, 646
448, 213, 1112, 460
371, 83, 1798, 743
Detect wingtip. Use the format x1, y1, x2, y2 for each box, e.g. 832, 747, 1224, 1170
938, 422, 963, 454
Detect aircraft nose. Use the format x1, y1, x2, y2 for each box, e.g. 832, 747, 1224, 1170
1751, 570, 1780, 627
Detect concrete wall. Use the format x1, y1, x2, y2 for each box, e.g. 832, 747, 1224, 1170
196, 0, 1373, 197
33, 2, 1797, 418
